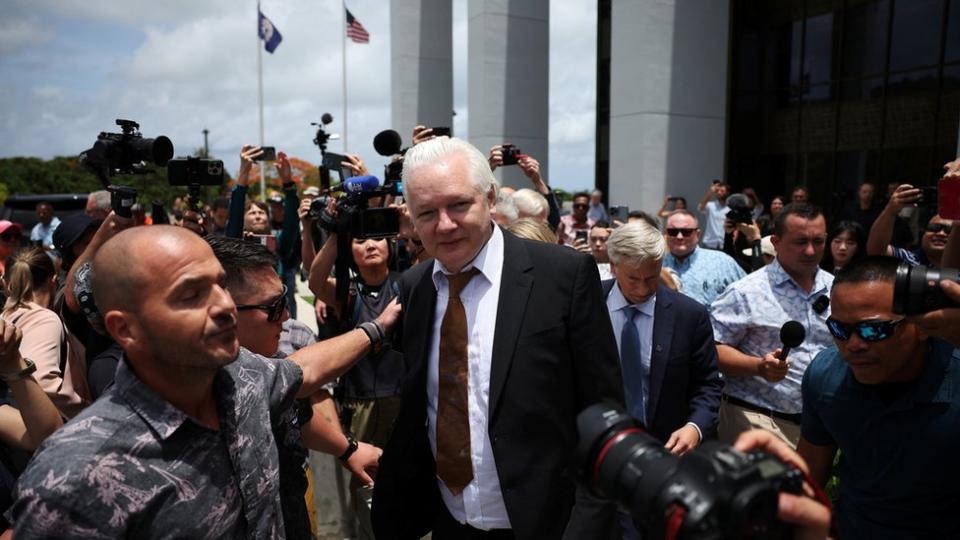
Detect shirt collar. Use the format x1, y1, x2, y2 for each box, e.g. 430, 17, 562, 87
115, 357, 192, 441
432, 221, 502, 290
609, 280, 656, 317
668, 246, 699, 268
768, 259, 830, 297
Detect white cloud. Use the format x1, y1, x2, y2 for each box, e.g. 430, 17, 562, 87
0, 17, 54, 54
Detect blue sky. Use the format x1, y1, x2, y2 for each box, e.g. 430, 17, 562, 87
0, 0, 597, 192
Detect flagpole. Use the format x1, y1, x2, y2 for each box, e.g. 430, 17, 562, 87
342, 0, 348, 153
257, 2, 267, 200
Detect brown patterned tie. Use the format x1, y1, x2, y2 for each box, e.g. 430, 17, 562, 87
436, 268, 481, 495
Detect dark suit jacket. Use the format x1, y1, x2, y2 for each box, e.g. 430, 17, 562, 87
372, 231, 624, 540
602, 281, 723, 442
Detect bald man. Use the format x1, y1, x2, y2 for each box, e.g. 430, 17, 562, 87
7, 226, 400, 538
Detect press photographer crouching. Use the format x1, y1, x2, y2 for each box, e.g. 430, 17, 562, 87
798, 256, 960, 539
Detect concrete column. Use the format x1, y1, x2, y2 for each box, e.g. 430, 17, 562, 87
391, 0, 454, 143
468, 0, 549, 188
607, 0, 729, 215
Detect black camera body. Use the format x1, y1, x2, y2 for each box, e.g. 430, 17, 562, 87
893, 263, 960, 315
167, 157, 224, 187
501, 144, 522, 166
108, 185, 137, 219
577, 403, 803, 539
725, 193, 754, 225
80, 119, 173, 185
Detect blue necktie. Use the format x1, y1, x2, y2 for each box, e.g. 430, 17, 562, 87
620, 306, 647, 423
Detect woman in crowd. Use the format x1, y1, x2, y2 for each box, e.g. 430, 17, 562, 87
758, 195, 785, 237
657, 196, 688, 219
820, 220, 866, 274
0, 223, 22, 276
2, 247, 89, 419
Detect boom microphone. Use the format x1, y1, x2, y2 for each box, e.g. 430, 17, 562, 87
777, 321, 806, 361
373, 129, 403, 156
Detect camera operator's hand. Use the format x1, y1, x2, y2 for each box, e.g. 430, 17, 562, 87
723, 217, 737, 235
276, 151, 293, 186
910, 280, 960, 347
885, 183, 921, 213
665, 424, 700, 456
238, 144, 264, 187
412, 125, 435, 146
314, 299, 329, 326
944, 157, 960, 179
757, 350, 789, 382
737, 220, 762, 243
342, 154, 369, 177
298, 198, 313, 224
390, 202, 416, 242
734, 430, 831, 540
180, 209, 207, 236
374, 298, 402, 334
572, 238, 592, 255
518, 155, 549, 193
343, 441, 383, 487
489, 145, 504, 171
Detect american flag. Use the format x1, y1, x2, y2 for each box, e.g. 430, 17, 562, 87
346, 8, 369, 44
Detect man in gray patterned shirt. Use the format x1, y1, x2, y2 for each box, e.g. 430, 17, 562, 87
7, 226, 399, 539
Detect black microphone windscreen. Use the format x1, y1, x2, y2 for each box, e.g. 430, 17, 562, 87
780, 320, 806, 348
373, 130, 403, 156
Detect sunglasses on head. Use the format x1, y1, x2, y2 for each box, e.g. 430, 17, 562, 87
665, 227, 698, 237
925, 222, 953, 235
236, 284, 288, 322
826, 317, 904, 342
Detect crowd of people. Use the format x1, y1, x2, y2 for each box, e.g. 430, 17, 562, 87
0, 126, 956, 540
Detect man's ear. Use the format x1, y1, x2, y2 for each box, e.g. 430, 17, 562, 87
104, 310, 137, 351
771, 234, 781, 249
486, 184, 498, 214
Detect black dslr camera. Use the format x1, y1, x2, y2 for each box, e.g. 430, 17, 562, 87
725, 193, 754, 225
576, 403, 803, 539
893, 263, 960, 315
80, 119, 173, 186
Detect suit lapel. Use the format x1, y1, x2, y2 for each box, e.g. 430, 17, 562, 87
646, 286, 673, 426
404, 264, 439, 424
488, 232, 533, 421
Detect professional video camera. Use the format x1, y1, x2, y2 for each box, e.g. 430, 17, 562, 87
725, 193, 754, 225
893, 263, 960, 315
373, 129, 407, 184
80, 119, 174, 186
576, 403, 805, 540
167, 156, 225, 213
324, 175, 401, 240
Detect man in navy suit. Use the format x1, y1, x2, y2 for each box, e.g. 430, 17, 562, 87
604, 220, 723, 448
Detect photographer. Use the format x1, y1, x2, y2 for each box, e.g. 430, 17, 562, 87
307, 206, 404, 538
488, 144, 561, 230
225, 145, 300, 314
866, 183, 953, 268
697, 180, 730, 249
798, 256, 960, 539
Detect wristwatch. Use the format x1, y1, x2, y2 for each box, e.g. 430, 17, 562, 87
0, 358, 36, 383
338, 433, 359, 463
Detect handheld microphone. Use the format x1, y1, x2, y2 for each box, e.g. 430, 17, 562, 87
332, 175, 381, 194
777, 320, 806, 361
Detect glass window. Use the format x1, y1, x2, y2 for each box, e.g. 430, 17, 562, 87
735, 31, 763, 92
944, 0, 960, 63
803, 12, 834, 86
889, 0, 944, 72
842, 0, 890, 78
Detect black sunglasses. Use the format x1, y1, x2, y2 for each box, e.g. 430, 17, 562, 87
236, 285, 288, 322
826, 317, 904, 342
925, 222, 953, 235
666, 227, 698, 237
573, 203, 589, 209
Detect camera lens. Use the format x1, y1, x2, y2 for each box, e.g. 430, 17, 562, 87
893, 263, 960, 315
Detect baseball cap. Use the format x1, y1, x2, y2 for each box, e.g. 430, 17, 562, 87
53, 213, 99, 252
0, 221, 22, 237
303, 186, 321, 197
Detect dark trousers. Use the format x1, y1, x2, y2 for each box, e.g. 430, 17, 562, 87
433, 501, 514, 540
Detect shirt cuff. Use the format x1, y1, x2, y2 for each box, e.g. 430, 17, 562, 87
685, 421, 703, 442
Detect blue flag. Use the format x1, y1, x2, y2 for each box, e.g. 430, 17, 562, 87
258, 8, 282, 53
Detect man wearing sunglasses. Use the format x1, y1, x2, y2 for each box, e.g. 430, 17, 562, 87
797, 256, 960, 539
866, 183, 954, 268
557, 192, 595, 246
662, 210, 745, 306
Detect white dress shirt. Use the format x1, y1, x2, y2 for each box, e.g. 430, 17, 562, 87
427, 223, 510, 530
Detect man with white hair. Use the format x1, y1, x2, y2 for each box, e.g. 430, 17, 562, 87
85, 190, 111, 220
373, 137, 623, 539
512, 188, 550, 222
602, 221, 723, 538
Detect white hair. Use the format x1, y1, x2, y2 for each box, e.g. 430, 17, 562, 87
607, 221, 666, 265
512, 188, 549, 220
495, 192, 519, 223
88, 190, 111, 212
401, 137, 496, 199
